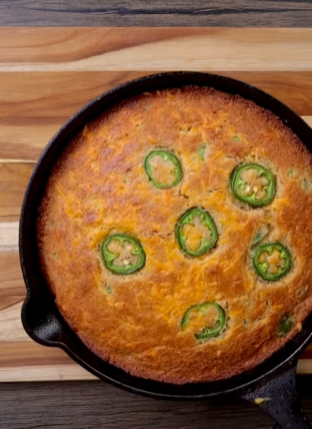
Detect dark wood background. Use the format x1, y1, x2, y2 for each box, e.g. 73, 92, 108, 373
1, 377, 312, 429
0, 0, 312, 26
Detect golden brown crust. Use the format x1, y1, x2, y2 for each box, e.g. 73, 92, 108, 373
37, 86, 312, 384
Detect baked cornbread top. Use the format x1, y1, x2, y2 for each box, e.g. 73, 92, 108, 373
37, 86, 312, 384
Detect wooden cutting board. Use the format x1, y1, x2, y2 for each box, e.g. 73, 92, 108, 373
1, 28, 312, 382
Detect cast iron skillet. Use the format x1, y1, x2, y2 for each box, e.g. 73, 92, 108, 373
20, 72, 312, 429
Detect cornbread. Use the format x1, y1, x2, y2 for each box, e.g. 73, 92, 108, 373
37, 86, 312, 384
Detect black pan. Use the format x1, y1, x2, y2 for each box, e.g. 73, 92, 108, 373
20, 72, 312, 429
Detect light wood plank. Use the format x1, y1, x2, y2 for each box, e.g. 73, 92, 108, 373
0, 252, 22, 290
0, 252, 25, 310
0, 251, 24, 311
0, 341, 72, 367
0, 222, 19, 252
0, 123, 59, 161
0, 302, 28, 342
0, 162, 35, 221
303, 116, 312, 128
298, 360, 312, 374
0, 29, 312, 72
0, 28, 194, 63
0, 295, 24, 312
0, 159, 37, 163
0, 72, 312, 160
0, 365, 96, 382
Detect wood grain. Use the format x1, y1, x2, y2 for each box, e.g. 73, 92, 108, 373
1, 0, 312, 27
0, 380, 277, 429
0, 253, 25, 311
0, 365, 94, 382
0, 223, 19, 252
0, 303, 27, 342
0, 28, 312, 72
3, 377, 312, 429
0, 163, 35, 220
0, 342, 72, 367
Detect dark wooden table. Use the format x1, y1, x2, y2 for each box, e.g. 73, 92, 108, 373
1, 2, 312, 429
0, 377, 312, 429
0, 0, 312, 26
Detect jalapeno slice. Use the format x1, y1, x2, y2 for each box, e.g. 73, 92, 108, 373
253, 242, 292, 281
231, 163, 276, 207
176, 207, 218, 257
181, 302, 226, 340
277, 315, 294, 336
144, 150, 183, 189
101, 233, 146, 275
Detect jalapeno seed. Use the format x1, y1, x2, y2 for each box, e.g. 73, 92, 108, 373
101, 233, 146, 275
231, 163, 276, 207
176, 207, 218, 257
144, 150, 183, 189
253, 242, 292, 281
181, 302, 226, 340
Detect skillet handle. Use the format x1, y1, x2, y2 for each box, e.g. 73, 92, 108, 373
241, 361, 311, 429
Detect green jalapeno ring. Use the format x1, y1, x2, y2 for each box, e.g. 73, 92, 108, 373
175, 207, 218, 257
181, 302, 226, 340
231, 163, 276, 207
252, 242, 292, 282
277, 315, 294, 337
144, 150, 183, 189
101, 233, 146, 275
